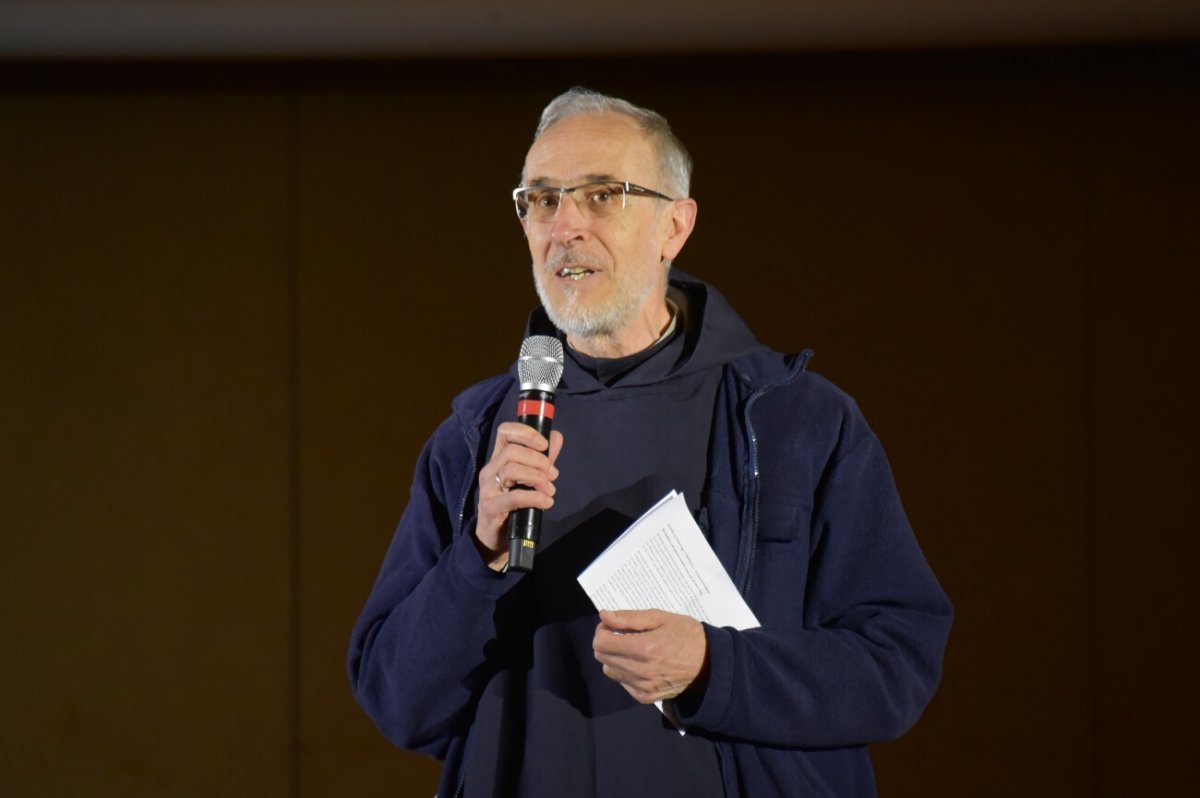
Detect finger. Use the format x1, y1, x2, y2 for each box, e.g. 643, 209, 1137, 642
490, 421, 550, 457
475, 485, 555, 553
483, 451, 552, 495
488, 432, 558, 488
593, 621, 654, 662
496, 458, 559, 496
480, 482, 556, 517
478, 452, 558, 514
546, 430, 564, 476
599, 609, 663, 632
483, 460, 509, 493
600, 663, 669, 704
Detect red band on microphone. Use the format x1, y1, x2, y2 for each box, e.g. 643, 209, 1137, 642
517, 398, 555, 419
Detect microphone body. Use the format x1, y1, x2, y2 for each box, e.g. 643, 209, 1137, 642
506, 388, 555, 571
505, 336, 564, 573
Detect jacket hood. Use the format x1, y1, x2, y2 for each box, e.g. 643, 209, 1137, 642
518, 269, 767, 392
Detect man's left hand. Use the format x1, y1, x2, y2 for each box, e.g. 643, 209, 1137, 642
592, 609, 708, 704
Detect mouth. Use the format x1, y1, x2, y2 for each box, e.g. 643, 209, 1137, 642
557, 266, 596, 282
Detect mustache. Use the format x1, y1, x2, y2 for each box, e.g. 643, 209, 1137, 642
545, 250, 610, 272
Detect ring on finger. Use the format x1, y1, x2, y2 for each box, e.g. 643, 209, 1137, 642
495, 471, 506, 490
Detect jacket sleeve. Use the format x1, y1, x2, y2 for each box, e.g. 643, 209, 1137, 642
673, 394, 953, 748
347, 415, 519, 758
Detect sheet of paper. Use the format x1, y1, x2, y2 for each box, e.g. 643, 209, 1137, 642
578, 490, 760, 630
577, 491, 760, 732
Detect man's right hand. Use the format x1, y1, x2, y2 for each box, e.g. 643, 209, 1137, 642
474, 422, 564, 571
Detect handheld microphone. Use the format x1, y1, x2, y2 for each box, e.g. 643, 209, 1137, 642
506, 335, 565, 573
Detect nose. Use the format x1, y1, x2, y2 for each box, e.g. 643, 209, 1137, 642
550, 190, 588, 246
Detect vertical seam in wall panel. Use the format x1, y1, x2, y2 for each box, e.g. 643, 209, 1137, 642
1080, 66, 1100, 798
286, 89, 302, 798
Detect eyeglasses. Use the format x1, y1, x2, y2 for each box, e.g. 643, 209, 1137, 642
512, 181, 674, 222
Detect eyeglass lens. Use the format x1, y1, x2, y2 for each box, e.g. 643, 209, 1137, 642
517, 182, 627, 222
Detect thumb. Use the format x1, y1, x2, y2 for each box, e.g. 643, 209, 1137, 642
599, 608, 660, 631
548, 430, 565, 465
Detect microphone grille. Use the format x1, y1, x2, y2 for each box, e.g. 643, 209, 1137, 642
516, 335, 565, 392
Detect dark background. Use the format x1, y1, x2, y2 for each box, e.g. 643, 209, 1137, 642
1, 9, 1197, 797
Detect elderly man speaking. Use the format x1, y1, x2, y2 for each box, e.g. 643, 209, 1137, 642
349, 87, 952, 798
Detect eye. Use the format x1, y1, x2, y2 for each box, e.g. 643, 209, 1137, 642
529, 190, 559, 210
585, 184, 620, 207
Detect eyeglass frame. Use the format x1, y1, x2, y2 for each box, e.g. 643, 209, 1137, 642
511, 180, 675, 221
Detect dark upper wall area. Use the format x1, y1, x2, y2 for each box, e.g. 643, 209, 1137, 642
3, 0, 1200, 59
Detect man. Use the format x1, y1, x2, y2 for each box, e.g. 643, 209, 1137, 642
349, 87, 952, 797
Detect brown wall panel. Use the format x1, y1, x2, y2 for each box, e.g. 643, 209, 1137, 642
295, 89, 494, 796
1089, 70, 1200, 797
0, 95, 293, 795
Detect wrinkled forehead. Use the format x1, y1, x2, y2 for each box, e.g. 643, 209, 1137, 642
521, 112, 657, 187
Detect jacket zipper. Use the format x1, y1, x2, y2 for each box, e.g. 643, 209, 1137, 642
738, 350, 813, 595
717, 377, 769, 798
456, 411, 490, 532
720, 353, 813, 797
455, 427, 476, 533
739, 389, 765, 596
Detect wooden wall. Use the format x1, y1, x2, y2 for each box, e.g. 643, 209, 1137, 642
1, 47, 1196, 796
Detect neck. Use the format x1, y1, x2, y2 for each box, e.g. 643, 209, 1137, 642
567, 299, 676, 359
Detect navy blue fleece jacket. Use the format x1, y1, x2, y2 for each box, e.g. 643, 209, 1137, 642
348, 273, 953, 797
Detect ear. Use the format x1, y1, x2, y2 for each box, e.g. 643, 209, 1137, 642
660, 198, 697, 262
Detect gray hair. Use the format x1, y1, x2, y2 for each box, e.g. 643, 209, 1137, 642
529, 87, 692, 198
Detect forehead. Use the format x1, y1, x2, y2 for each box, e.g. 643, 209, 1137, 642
522, 112, 656, 186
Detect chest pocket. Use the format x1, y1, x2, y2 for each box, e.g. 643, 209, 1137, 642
757, 499, 812, 544
749, 498, 814, 623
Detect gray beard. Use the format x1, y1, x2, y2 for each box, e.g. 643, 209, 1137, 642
532, 255, 661, 344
